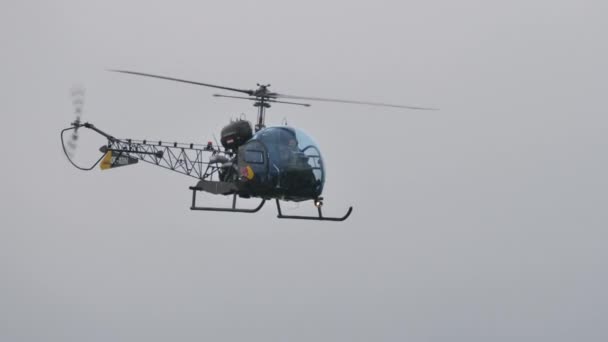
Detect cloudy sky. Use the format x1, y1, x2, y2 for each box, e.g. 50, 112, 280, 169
1, 0, 607, 341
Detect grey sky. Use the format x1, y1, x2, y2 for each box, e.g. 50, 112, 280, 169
1, 0, 607, 341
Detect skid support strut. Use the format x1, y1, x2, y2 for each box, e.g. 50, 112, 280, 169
189, 188, 265, 213
275, 199, 353, 222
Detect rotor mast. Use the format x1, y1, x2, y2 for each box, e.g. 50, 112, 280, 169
253, 99, 269, 131
252, 83, 272, 132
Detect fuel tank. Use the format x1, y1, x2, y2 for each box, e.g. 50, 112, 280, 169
220, 119, 253, 150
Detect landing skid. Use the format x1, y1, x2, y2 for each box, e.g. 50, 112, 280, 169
189, 187, 265, 213
189, 185, 351, 221
275, 199, 353, 222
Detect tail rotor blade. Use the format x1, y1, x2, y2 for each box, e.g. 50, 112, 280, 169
67, 85, 86, 156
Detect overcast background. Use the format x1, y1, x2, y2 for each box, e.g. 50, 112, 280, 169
1, 0, 607, 341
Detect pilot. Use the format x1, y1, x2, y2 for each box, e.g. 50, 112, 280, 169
279, 137, 299, 165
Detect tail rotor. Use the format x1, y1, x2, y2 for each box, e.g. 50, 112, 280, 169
67, 85, 85, 157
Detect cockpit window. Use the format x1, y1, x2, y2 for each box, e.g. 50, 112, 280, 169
244, 149, 264, 164
293, 128, 323, 184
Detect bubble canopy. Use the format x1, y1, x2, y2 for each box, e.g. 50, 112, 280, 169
247, 126, 325, 199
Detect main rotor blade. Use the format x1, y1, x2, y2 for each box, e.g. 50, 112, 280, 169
273, 93, 437, 110
267, 99, 311, 107
213, 94, 257, 101
109, 69, 254, 96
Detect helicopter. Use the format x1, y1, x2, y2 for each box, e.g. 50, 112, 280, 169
61, 70, 435, 221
